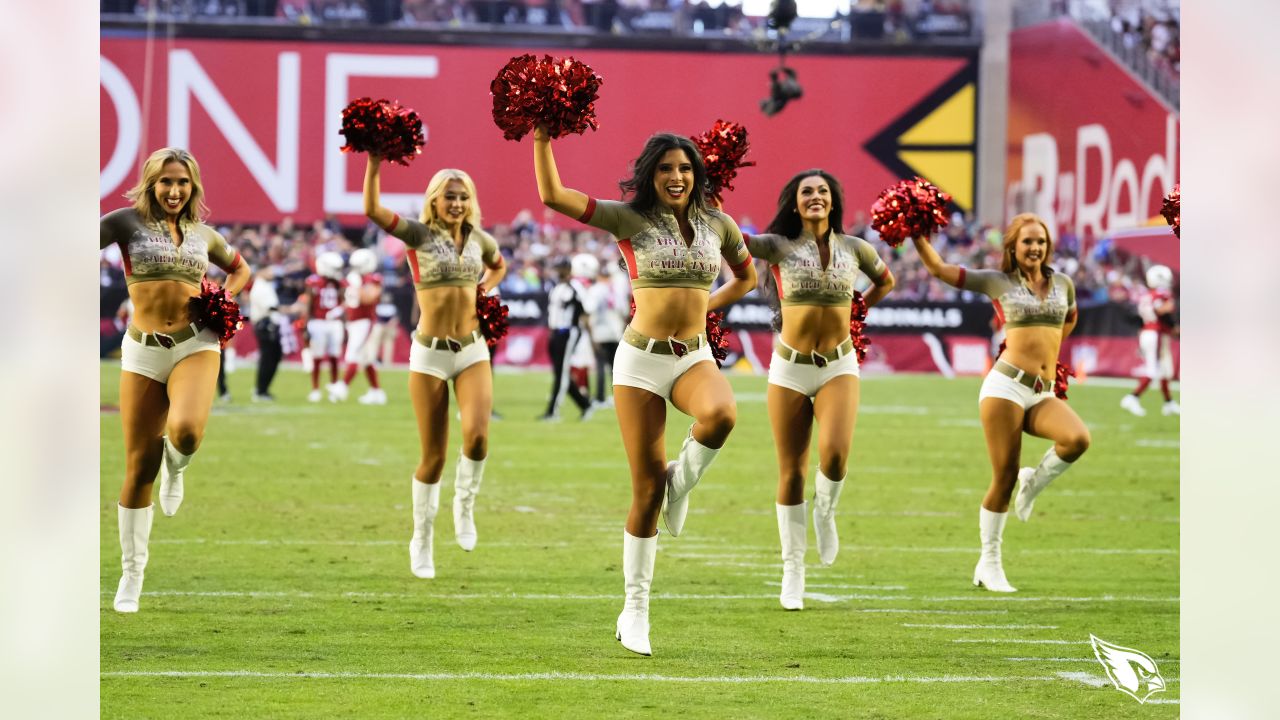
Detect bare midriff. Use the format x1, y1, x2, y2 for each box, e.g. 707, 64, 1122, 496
778, 305, 853, 354
415, 285, 479, 338
1000, 325, 1063, 384
128, 279, 201, 333
630, 286, 710, 340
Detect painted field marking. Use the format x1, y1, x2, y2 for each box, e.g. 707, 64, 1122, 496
1005, 657, 1180, 664
861, 609, 1009, 615
903, 623, 1059, 630
103, 590, 1178, 604
953, 639, 1091, 645
764, 582, 909, 591
1136, 439, 1180, 448
100, 669, 1119, 687
1056, 671, 1108, 687
148, 538, 572, 549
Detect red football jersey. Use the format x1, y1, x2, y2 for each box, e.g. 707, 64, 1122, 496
306, 274, 346, 320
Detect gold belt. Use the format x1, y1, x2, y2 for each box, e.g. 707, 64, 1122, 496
774, 337, 854, 367
993, 360, 1047, 392
621, 326, 705, 357
414, 329, 483, 352
126, 323, 201, 349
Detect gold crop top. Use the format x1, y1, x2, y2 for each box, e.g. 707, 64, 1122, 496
959, 267, 1077, 329
748, 231, 888, 307
578, 199, 751, 291
379, 213, 503, 291
100, 208, 242, 288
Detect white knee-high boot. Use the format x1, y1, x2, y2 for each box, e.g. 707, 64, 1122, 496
1014, 448, 1073, 522
777, 503, 807, 611
974, 507, 1017, 592
453, 453, 486, 551
812, 471, 845, 566
409, 479, 441, 579
662, 429, 720, 537
159, 436, 192, 516
114, 505, 154, 613
616, 530, 657, 656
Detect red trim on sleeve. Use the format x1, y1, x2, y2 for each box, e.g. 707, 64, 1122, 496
226, 251, 243, 273
578, 198, 597, 224
118, 240, 132, 277
378, 212, 401, 234
618, 239, 638, 280
1066, 307, 1078, 324
876, 267, 890, 284
992, 299, 1005, 327
406, 250, 421, 284
743, 233, 752, 246
771, 265, 784, 300
729, 256, 752, 273
956, 266, 967, 288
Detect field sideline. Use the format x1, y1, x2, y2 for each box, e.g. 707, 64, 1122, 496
100, 364, 1179, 718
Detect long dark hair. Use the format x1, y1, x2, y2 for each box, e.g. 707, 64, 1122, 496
619, 133, 709, 215
763, 169, 845, 240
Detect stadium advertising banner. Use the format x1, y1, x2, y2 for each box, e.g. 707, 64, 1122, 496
101, 38, 977, 225
1005, 20, 1179, 242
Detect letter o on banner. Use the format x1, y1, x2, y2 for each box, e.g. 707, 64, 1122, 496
100, 57, 142, 199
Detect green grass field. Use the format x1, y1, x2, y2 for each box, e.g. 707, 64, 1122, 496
100, 363, 1179, 718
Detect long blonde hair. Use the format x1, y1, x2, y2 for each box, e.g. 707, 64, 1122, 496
125, 147, 209, 223
420, 169, 482, 229
1000, 213, 1054, 274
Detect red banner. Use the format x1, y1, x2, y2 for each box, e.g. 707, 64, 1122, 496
1006, 20, 1179, 243
101, 38, 970, 225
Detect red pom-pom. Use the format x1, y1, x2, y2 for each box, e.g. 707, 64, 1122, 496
705, 311, 730, 367
476, 285, 509, 349
870, 177, 951, 248
190, 278, 245, 348
692, 120, 756, 203
490, 54, 604, 141
849, 291, 871, 364
1161, 184, 1180, 237
339, 97, 425, 166
1054, 361, 1076, 400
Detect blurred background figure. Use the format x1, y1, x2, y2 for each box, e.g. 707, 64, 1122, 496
539, 258, 594, 421
1120, 264, 1179, 417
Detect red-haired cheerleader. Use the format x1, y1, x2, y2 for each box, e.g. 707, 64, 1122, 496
912, 214, 1089, 592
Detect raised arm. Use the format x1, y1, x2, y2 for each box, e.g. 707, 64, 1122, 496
533, 126, 590, 220
911, 235, 964, 288
363, 155, 398, 230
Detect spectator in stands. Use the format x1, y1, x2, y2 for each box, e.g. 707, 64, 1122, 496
100, 147, 252, 613
363, 154, 507, 579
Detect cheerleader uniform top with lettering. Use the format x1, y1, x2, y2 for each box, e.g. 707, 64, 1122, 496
100, 208, 242, 287
377, 213, 503, 291
958, 267, 1077, 329
747, 231, 888, 307
577, 199, 751, 290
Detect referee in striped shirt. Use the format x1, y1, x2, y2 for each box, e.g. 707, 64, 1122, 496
540, 258, 594, 421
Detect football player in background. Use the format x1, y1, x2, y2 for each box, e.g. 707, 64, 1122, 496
1121, 264, 1179, 417
328, 248, 387, 404
302, 251, 346, 402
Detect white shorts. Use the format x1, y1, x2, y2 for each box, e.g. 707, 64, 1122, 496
1138, 329, 1174, 380
767, 351, 860, 398
343, 318, 375, 365
613, 338, 715, 400
978, 364, 1055, 410
308, 318, 345, 358
408, 330, 489, 381
121, 326, 221, 384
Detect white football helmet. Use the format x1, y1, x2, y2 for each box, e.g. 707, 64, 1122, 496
315, 251, 345, 280
349, 248, 378, 275
571, 253, 600, 279
1145, 264, 1173, 290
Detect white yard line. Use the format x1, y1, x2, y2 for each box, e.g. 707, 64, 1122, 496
100, 669, 1116, 686
954, 639, 1091, 645
903, 623, 1059, 630
1005, 657, 1180, 664
103, 590, 1178, 604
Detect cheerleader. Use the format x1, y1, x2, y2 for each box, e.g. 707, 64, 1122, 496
99, 147, 251, 612
747, 170, 896, 610
911, 214, 1090, 592
533, 127, 756, 654
363, 155, 506, 578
